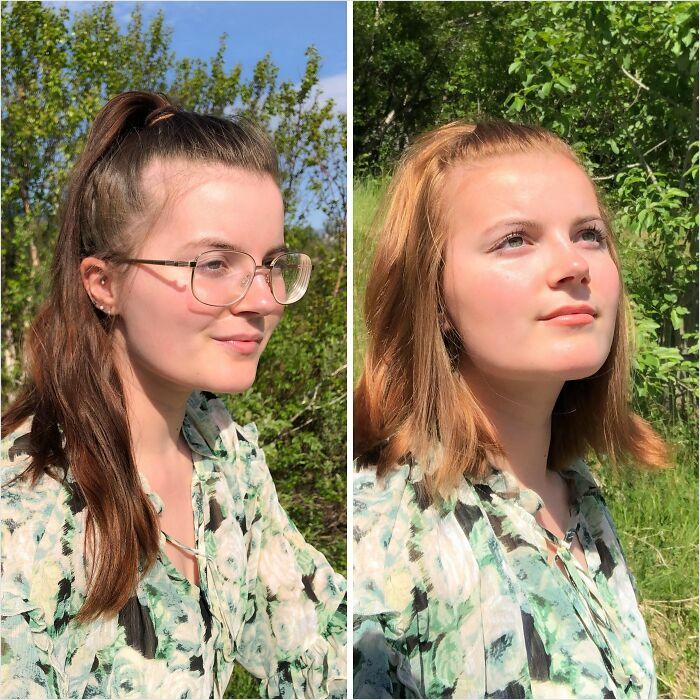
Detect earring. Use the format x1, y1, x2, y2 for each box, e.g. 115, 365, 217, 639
88, 295, 107, 313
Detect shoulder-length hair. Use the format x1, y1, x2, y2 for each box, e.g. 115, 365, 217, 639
354, 120, 668, 498
2, 91, 278, 622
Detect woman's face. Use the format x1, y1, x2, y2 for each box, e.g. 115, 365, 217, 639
112, 160, 285, 396
442, 151, 620, 386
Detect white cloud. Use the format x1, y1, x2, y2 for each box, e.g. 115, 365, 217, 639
316, 72, 347, 113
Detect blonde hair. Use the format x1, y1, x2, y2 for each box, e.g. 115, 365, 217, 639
354, 120, 668, 498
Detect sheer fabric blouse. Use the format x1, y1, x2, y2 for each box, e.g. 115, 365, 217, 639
353, 459, 654, 699
1, 391, 346, 698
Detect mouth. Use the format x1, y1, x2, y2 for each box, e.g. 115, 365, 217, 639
540, 305, 597, 326
213, 334, 264, 355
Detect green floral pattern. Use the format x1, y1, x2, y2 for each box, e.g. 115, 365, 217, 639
353, 459, 654, 699
1, 391, 346, 699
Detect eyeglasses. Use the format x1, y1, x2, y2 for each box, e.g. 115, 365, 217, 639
120, 249, 312, 307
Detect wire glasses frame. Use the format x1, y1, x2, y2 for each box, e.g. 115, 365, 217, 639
120, 249, 312, 307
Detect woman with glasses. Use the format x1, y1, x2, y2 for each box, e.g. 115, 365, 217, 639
353, 121, 668, 699
1, 91, 345, 699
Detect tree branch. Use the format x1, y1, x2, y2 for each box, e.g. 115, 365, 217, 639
621, 66, 649, 92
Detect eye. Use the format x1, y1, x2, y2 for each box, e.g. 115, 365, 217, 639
205, 259, 225, 270
201, 257, 229, 272
196, 254, 234, 278
579, 227, 608, 245
494, 232, 528, 251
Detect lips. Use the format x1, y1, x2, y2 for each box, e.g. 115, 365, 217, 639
213, 334, 264, 343
213, 333, 263, 355
540, 304, 596, 321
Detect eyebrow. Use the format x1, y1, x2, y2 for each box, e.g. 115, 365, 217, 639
481, 215, 606, 236
573, 215, 608, 228
177, 236, 288, 259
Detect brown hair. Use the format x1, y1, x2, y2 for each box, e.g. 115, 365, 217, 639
354, 120, 668, 498
2, 91, 278, 621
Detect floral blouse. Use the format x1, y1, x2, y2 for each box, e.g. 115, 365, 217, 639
1, 391, 346, 699
353, 458, 654, 699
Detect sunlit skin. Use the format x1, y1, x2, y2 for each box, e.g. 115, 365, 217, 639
115, 161, 285, 399
442, 151, 621, 571
81, 161, 285, 585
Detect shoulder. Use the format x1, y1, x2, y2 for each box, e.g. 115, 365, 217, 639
2, 419, 34, 479
353, 462, 417, 540
354, 462, 429, 619
1, 423, 68, 525
2, 425, 80, 607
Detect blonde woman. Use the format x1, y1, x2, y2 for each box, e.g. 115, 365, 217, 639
353, 121, 667, 699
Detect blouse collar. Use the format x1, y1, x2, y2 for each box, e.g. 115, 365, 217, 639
138, 391, 258, 515
182, 390, 260, 461
469, 459, 601, 516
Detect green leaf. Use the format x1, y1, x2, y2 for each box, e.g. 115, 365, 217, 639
557, 75, 574, 90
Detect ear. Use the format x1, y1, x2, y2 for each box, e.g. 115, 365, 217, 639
80, 257, 117, 314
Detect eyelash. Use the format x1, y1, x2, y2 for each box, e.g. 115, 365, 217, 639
493, 226, 608, 251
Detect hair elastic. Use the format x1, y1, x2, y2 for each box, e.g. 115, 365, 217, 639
146, 108, 177, 127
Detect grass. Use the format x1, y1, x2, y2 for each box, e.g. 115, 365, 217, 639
353, 176, 699, 699
353, 177, 386, 384
593, 431, 699, 699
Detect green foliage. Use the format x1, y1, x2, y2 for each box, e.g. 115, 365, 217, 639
354, 1, 520, 173
354, 3, 698, 696
1, 4, 346, 698
224, 227, 347, 573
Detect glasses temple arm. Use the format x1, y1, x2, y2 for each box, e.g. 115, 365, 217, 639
121, 259, 196, 268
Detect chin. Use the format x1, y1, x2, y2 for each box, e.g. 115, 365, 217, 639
542, 340, 612, 380
548, 357, 609, 382
203, 368, 259, 395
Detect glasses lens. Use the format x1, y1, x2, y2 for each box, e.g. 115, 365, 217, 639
192, 250, 254, 306
270, 253, 312, 304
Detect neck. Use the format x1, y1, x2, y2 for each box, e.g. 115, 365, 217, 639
461, 361, 564, 493
113, 343, 191, 481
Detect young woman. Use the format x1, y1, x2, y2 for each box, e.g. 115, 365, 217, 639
1, 91, 346, 699
353, 121, 667, 699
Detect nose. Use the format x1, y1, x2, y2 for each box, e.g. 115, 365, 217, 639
229, 269, 281, 314
546, 237, 590, 288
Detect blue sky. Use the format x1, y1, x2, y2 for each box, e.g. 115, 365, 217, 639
46, 1, 347, 227
49, 1, 347, 110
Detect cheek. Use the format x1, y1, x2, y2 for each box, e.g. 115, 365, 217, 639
262, 308, 284, 342
444, 261, 534, 345
597, 258, 622, 307
591, 256, 622, 333
121, 277, 215, 342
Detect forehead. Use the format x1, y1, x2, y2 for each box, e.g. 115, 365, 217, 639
140, 159, 282, 222
137, 158, 284, 255
443, 151, 600, 227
